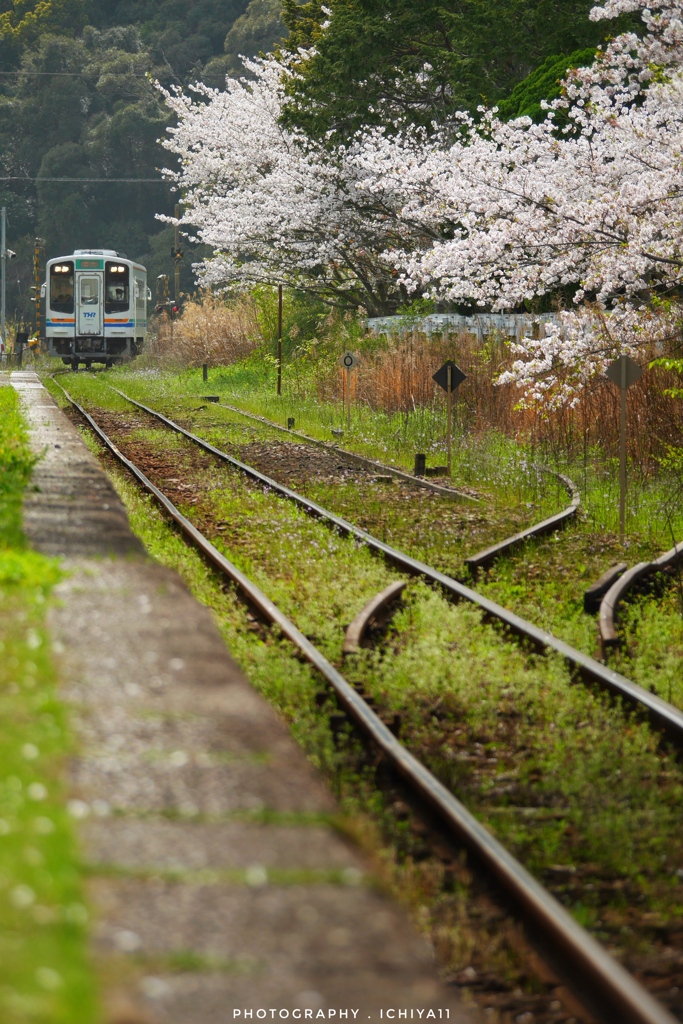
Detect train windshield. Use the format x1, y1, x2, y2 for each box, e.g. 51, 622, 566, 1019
50, 262, 74, 312
105, 262, 129, 312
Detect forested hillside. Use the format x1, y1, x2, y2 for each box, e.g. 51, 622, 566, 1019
0, 0, 287, 324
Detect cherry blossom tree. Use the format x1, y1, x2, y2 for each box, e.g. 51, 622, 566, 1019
158, 56, 433, 316
354, 0, 683, 403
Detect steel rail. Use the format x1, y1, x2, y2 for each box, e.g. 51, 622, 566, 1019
54, 377, 676, 1024
105, 385, 683, 744
584, 562, 628, 615
465, 468, 580, 575
599, 542, 683, 655
343, 580, 407, 655
214, 396, 583, 570
213, 397, 479, 502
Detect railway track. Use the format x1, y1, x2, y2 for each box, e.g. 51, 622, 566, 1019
52, 375, 678, 1024
209, 395, 581, 575
99, 382, 683, 746
598, 543, 683, 656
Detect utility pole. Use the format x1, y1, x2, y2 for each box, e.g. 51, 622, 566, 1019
277, 284, 282, 396
173, 203, 181, 304
1, 207, 6, 351
33, 238, 44, 342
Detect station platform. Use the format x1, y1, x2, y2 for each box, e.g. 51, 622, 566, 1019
9, 372, 471, 1024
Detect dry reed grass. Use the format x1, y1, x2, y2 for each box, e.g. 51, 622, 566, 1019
316, 327, 683, 466
149, 293, 261, 367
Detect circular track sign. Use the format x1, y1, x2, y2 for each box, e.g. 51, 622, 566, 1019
338, 350, 360, 369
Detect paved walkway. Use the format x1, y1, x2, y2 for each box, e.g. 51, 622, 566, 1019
10, 372, 471, 1024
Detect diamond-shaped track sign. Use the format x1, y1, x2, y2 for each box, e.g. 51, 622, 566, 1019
433, 360, 466, 392
338, 350, 359, 369
605, 354, 642, 391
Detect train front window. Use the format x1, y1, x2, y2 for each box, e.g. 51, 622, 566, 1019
50, 262, 74, 312
105, 262, 129, 312
80, 278, 99, 304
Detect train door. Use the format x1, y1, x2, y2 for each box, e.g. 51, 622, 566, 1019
76, 274, 102, 335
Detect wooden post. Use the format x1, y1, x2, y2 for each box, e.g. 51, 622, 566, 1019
277, 284, 282, 396
447, 364, 452, 476
346, 366, 352, 432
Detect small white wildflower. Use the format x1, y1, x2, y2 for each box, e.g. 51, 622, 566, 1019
140, 976, 170, 999
11, 885, 35, 908
64, 903, 88, 925
114, 929, 142, 952
33, 816, 55, 834
27, 783, 47, 801
245, 864, 268, 887
35, 967, 62, 991
25, 630, 41, 650
67, 799, 90, 820
21, 744, 39, 761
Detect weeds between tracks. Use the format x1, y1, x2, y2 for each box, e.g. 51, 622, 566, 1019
47, 370, 683, 1021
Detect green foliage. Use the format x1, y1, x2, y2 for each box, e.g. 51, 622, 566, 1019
496, 48, 597, 122
224, 0, 286, 74
280, 0, 632, 141
651, 357, 683, 401
0, 0, 88, 56
0, 386, 37, 549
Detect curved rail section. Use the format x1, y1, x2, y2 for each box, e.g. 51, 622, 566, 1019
103, 386, 683, 742
584, 563, 628, 615
465, 469, 580, 575
54, 379, 675, 1024
214, 398, 479, 502
599, 542, 683, 656
343, 580, 407, 655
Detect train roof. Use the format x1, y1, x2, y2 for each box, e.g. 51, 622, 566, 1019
48, 250, 146, 271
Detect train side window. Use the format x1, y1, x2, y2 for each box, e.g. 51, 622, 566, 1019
50, 262, 74, 313
105, 262, 129, 312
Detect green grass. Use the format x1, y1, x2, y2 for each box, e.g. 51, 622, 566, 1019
89, 360, 683, 706
0, 384, 98, 1024
47, 370, 683, 976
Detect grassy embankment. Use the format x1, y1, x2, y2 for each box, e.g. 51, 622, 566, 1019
0, 382, 97, 1024
46, 370, 683, 981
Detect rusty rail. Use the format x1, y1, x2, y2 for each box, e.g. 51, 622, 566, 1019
343, 580, 406, 655
599, 542, 683, 656
53, 376, 677, 1024
584, 562, 628, 615
465, 468, 580, 575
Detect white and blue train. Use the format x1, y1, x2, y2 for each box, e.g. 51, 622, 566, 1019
44, 249, 150, 368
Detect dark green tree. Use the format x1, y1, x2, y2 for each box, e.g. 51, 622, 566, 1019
280, 0, 636, 140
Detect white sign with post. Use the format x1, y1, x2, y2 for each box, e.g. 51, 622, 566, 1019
337, 351, 360, 431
